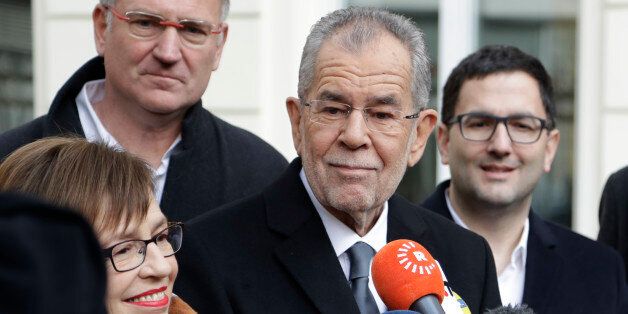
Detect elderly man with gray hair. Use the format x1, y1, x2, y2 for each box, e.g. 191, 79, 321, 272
175, 7, 501, 313
0, 0, 287, 223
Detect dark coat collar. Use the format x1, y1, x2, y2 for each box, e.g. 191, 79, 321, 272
522, 211, 562, 311
527, 211, 559, 249
420, 179, 454, 220
45, 56, 105, 136
387, 195, 430, 246
263, 158, 359, 313
264, 158, 316, 236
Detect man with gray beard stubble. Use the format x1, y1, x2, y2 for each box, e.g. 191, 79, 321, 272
175, 7, 501, 313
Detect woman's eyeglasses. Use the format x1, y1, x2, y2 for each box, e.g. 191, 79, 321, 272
102, 222, 183, 272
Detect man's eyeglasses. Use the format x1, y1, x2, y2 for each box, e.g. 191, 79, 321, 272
103, 5, 224, 47
303, 100, 422, 135
102, 222, 183, 272
447, 112, 549, 144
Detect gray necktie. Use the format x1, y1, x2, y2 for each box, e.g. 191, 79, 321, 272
347, 241, 379, 314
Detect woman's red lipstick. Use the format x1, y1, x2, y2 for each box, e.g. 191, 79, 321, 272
124, 286, 169, 307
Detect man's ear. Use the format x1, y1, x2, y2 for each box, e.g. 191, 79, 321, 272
286, 97, 303, 156
436, 124, 451, 165
92, 5, 108, 56
543, 129, 560, 172
407, 108, 438, 167
210, 24, 229, 71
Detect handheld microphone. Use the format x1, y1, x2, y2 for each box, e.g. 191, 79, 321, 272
372, 239, 446, 314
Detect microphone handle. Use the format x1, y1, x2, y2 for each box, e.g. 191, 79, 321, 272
409, 295, 445, 314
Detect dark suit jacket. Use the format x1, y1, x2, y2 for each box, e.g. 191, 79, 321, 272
0, 56, 288, 222
0, 193, 106, 314
175, 159, 501, 313
422, 180, 628, 314
599, 165, 628, 281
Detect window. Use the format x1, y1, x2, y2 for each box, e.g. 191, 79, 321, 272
0, 0, 33, 132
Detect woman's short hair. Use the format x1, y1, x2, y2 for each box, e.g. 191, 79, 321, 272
0, 137, 154, 236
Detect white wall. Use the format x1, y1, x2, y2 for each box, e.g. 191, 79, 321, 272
33, 0, 95, 117
435, 0, 479, 183
574, 0, 628, 238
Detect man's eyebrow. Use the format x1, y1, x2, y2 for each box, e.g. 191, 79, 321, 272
368, 95, 400, 106
318, 90, 346, 102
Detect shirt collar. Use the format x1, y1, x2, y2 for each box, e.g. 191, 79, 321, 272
444, 187, 468, 229
511, 219, 529, 269
299, 169, 388, 257
76, 79, 121, 149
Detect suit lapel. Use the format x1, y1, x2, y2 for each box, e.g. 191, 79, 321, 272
266, 159, 359, 314
522, 212, 563, 312
274, 219, 359, 313
387, 195, 431, 249
420, 180, 454, 220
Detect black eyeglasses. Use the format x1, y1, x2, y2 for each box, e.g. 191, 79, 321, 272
447, 112, 549, 144
102, 222, 183, 272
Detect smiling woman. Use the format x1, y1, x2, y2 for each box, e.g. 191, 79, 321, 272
0, 137, 194, 314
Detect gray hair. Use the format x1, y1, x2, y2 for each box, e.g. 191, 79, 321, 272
298, 7, 431, 110
99, 0, 230, 22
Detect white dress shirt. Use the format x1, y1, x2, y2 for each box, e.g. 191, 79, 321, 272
76, 79, 181, 203
444, 188, 528, 306
299, 169, 388, 313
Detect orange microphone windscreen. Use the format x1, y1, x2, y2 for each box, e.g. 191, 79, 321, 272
372, 239, 446, 310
